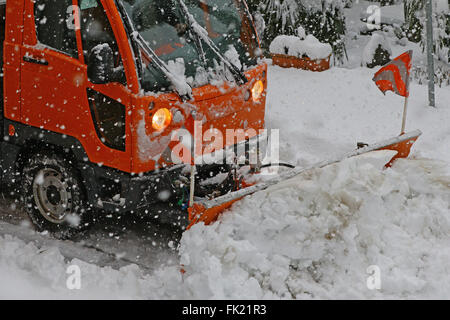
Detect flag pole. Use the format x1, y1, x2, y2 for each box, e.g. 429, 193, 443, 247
401, 96, 408, 135
425, 0, 436, 108
189, 125, 197, 208
400, 50, 412, 135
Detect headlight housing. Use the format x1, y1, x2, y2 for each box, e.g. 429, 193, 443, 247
152, 108, 173, 131
251, 80, 264, 102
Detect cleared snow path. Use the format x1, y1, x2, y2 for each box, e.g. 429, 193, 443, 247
0, 199, 181, 274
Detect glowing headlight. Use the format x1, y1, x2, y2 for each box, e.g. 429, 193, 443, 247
251, 80, 264, 102
152, 108, 172, 131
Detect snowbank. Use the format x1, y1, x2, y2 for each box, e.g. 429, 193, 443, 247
2, 153, 449, 299
266, 66, 450, 164
179, 153, 450, 299
270, 35, 332, 60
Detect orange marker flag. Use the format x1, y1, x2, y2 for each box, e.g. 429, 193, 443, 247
373, 50, 413, 97
373, 50, 413, 134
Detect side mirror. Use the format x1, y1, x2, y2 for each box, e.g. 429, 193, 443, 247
87, 44, 123, 84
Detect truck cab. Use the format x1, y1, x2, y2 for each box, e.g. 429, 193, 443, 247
0, 0, 267, 235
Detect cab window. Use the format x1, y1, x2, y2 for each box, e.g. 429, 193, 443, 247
79, 0, 126, 84
34, 0, 78, 58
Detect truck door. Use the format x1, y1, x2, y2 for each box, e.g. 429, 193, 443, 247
21, 0, 83, 130
77, 0, 132, 171
20, 0, 133, 172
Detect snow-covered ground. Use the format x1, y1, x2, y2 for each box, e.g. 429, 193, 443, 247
268, 66, 450, 164
1, 63, 449, 299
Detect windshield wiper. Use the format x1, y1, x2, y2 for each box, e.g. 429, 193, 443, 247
177, 0, 248, 85
135, 33, 193, 99
116, 0, 192, 99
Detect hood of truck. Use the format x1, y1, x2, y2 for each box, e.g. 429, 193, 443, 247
131, 63, 267, 174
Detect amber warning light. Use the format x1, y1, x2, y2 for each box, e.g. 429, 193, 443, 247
251, 80, 264, 102
152, 108, 173, 131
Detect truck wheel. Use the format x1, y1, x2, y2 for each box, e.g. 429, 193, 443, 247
22, 152, 92, 238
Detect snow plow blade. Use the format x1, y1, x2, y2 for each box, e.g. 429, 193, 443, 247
187, 130, 422, 229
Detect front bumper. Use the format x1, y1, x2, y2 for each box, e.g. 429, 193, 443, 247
87, 133, 269, 214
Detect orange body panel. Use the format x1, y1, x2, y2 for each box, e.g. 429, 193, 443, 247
381, 135, 419, 167
3, 0, 24, 121
272, 53, 331, 72
188, 201, 239, 228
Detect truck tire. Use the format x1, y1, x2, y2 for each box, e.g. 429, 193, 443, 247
22, 152, 92, 238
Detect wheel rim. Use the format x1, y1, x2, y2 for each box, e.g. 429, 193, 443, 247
32, 168, 72, 224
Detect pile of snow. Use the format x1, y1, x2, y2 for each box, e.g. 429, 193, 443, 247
362, 33, 392, 66
179, 153, 450, 299
270, 35, 332, 60
1, 64, 450, 299
2, 153, 449, 299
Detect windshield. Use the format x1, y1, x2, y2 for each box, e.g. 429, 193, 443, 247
120, 0, 260, 93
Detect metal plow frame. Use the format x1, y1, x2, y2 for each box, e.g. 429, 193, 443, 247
188, 130, 422, 228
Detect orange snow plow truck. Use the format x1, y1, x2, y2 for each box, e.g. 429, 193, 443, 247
0, 0, 421, 236
0, 0, 268, 234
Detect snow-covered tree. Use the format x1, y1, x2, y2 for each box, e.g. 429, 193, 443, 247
416, 0, 450, 64
405, 0, 449, 62
431, 1, 450, 64
249, 0, 347, 63
408, 0, 450, 87
404, 0, 424, 42
362, 32, 392, 68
